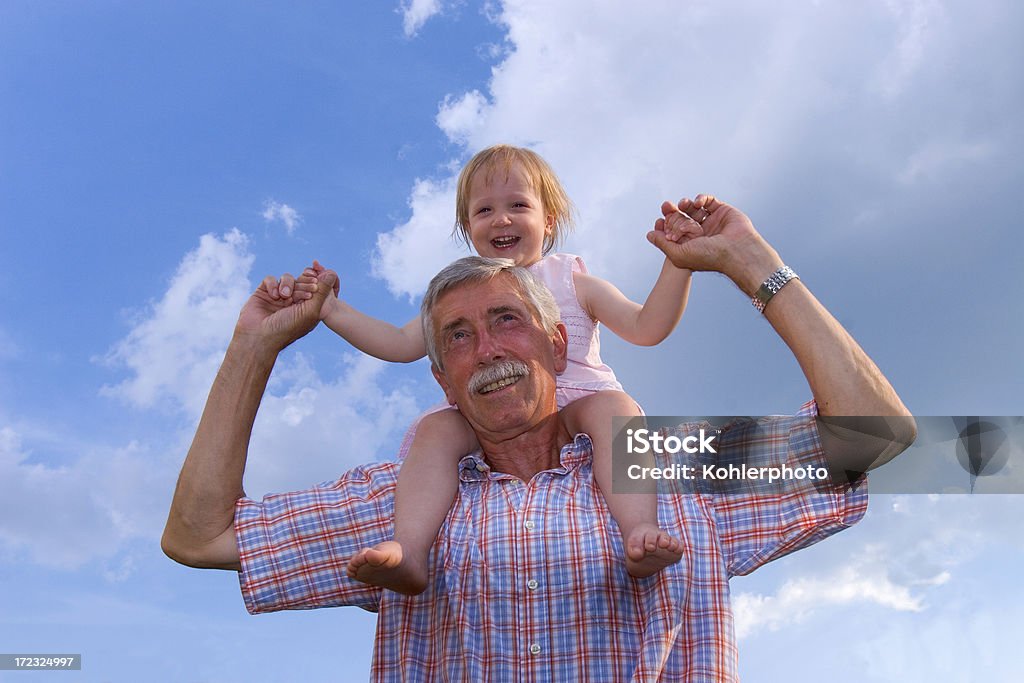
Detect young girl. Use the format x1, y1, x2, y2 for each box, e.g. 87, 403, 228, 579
307, 145, 697, 595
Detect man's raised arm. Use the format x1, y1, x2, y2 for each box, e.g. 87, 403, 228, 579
161, 269, 336, 570
648, 196, 916, 480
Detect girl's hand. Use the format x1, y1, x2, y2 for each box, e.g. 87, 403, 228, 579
298, 260, 341, 320
304, 260, 340, 298
654, 201, 703, 243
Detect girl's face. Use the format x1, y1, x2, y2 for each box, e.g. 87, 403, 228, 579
467, 162, 554, 267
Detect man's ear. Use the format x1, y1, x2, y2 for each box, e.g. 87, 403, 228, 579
431, 364, 458, 406
552, 322, 568, 374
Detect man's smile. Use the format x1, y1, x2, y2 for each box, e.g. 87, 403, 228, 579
479, 375, 522, 394
468, 360, 530, 395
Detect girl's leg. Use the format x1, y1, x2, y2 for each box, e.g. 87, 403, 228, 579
346, 408, 478, 594
561, 390, 683, 578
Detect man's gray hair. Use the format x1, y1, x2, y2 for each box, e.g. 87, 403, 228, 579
421, 256, 561, 369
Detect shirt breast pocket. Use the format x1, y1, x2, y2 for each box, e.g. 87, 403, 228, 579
567, 515, 644, 636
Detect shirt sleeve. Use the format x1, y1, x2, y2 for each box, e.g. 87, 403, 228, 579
704, 401, 869, 577
234, 462, 399, 614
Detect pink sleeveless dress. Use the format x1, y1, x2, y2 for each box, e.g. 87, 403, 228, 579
526, 253, 623, 404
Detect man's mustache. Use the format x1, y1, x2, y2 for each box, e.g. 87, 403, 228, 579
468, 360, 531, 394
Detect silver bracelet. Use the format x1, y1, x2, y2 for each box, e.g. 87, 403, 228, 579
752, 265, 798, 313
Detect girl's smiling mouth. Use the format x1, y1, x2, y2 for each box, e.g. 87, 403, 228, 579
491, 235, 521, 249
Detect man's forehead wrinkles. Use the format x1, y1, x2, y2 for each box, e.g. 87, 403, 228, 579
437, 283, 525, 315
487, 303, 526, 317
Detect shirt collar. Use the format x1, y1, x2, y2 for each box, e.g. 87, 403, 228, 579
458, 432, 594, 482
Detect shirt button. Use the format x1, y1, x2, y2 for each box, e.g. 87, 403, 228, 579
529, 644, 541, 655
524, 520, 535, 531
476, 463, 487, 472
527, 579, 539, 591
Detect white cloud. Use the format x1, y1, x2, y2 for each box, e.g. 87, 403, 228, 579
371, 0, 1006, 301
854, 591, 1022, 682
1, 228, 427, 571
100, 230, 425, 479
732, 493, 1024, 646
371, 175, 470, 300
732, 551, 947, 639
873, 0, 947, 99
0, 427, 173, 570
100, 229, 253, 417
244, 351, 422, 497
436, 90, 490, 145
372, 1, 783, 290
400, 0, 443, 37
897, 138, 994, 184
262, 199, 302, 236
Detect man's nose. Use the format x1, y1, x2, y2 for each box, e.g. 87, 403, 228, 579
474, 327, 506, 362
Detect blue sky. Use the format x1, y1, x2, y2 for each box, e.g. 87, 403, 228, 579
1, 1, 1022, 680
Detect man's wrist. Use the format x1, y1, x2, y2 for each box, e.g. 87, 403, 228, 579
752, 266, 799, 313
228, 328, 280, 370
725, 237, 785, 297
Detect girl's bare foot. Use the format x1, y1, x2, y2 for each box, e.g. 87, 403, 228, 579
624, 524, 683, 578
346, 540, 428, 595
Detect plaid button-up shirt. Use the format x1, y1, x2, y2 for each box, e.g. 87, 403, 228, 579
236, 402, 867, 681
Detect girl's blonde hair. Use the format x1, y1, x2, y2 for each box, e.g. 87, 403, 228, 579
454, 145, 576, 255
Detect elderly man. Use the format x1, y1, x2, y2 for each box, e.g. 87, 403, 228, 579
162, 196, 914, 681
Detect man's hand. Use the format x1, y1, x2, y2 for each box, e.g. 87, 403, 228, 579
235, 267, 339, 353
647, 195, 783, 296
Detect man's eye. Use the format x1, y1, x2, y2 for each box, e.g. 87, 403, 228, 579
498, 313, 518, 323
450, 330, 468, 341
